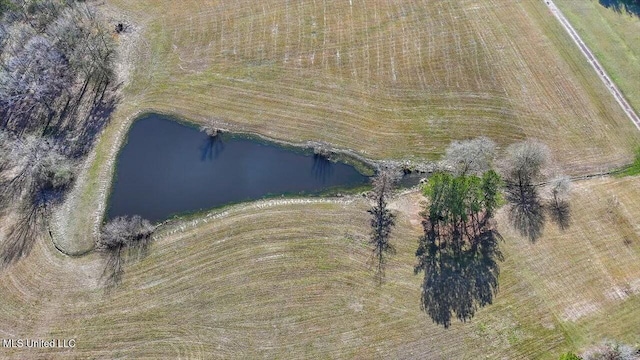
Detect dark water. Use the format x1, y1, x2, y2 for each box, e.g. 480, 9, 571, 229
106, 114, 370, 222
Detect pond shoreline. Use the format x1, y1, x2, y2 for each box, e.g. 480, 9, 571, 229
51, 109, 435, 257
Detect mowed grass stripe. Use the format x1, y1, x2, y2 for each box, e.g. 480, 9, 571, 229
109, 0, 637, 165
553, 0, 640, 115
0, 198, 573, 358
7, 177, 640, 358
55, 0, 640, 253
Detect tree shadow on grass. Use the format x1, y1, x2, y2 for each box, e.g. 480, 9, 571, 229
0, 210, 40, 270
0, 184, 66, 270
505, 184, 545, 243
415, 228, 503, 328
51, 85, 121, 159
548, 200, 571, 231
599, 0, 640, 17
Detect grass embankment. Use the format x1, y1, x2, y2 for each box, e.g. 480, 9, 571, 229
2, 178, 640, 358
53, 0, 640, 255
553, 0, 640, 115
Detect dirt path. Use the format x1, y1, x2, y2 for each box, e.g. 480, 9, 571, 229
543, 0, 640, 130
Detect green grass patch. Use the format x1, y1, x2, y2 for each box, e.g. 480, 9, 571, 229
615, 147, 640, 177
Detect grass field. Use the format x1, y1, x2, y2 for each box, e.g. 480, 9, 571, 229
3, 0, 640, 358
554, 0, 640, 115
53, 0, 640, 255
107, 0, 638, 167
2, 177, 640, 358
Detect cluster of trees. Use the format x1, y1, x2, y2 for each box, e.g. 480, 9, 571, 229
1, 0, 116, 148
502, 140, 571, 241
409, 137, 573, 326
0, 1, 116, 269
0, 132, 74, 268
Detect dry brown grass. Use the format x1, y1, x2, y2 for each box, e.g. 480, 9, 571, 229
106, 0, 638, 169
5, 0, 640, 357
55, 0, 640, 254
1, 178, 640, 358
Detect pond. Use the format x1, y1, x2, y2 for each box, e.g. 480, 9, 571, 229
106, 114, 371, 223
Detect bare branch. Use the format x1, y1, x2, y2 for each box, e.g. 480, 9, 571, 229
444, 137, 496, 176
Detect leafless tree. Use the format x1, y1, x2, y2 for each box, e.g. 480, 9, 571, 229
0, 35, 74, 131
1, 1, 116, 143
0, 135, 72, 203
502, 140, 550, 242
582, 341, 639, 360
0, 0, 117, 269
0, 134, 73, 269
48, 4, 115, 91
444, 137, 496, 176
503, 140, 549, 185
200, 118, 220, 137
97, 215, 155, 287
367, 169, 399, 284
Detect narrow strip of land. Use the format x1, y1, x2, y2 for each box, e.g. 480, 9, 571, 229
544, 0, 640, 130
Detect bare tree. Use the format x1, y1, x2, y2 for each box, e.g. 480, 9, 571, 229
200, 118, 220, 137
502, 140, 550, 242
0, 35, 74, 131
444, 137, 496, 176
582, 341, 639, 360
503, 140, 549, 185
0, 1, 118, 270
367, 169, 398, 284
1, 1, 116, 143
48, 4, 115, 91
0, 134, 73, 268
0, 135, 72, 203
97, 215, 155, 287
0, 136, 67, 208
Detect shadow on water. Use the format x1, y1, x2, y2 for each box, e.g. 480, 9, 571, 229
312, 154, 334, 183
107, 114, 370, 223
200, 135, 225, 161
599, 0, 640, 17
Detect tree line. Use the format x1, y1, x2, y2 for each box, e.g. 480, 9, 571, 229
0, 0, 122, 272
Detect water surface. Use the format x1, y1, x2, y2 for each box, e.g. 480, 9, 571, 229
107, 114, 369, 222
